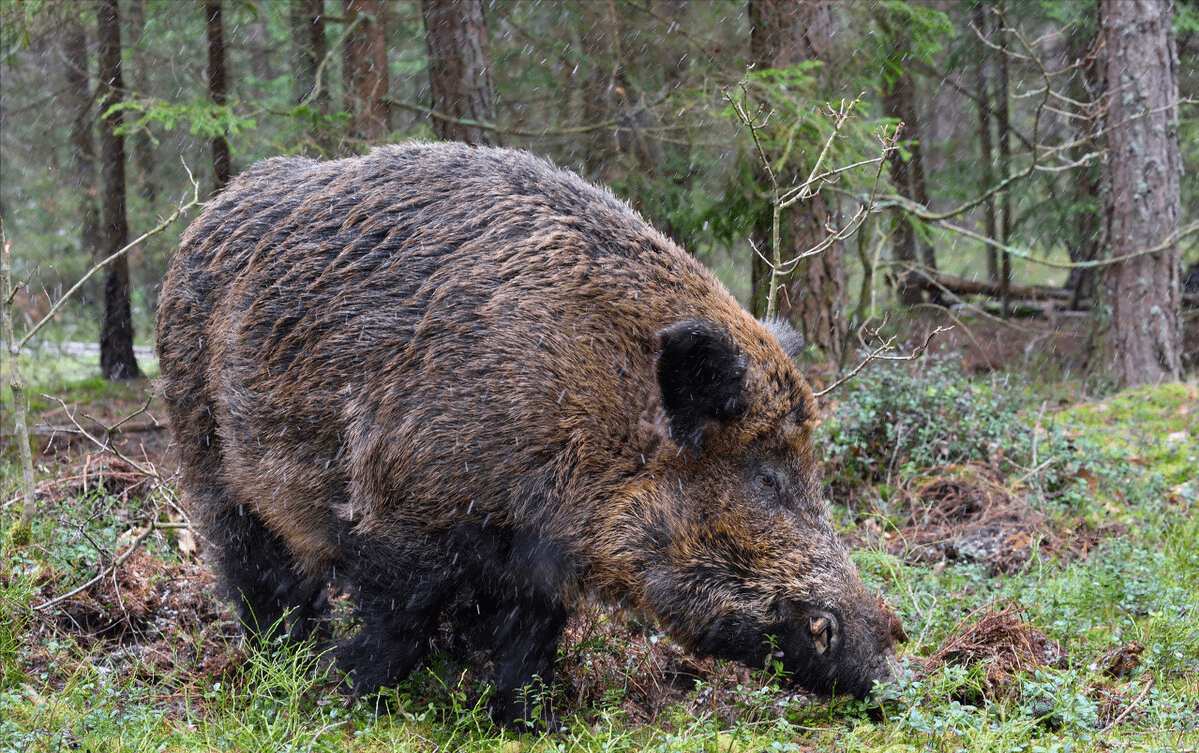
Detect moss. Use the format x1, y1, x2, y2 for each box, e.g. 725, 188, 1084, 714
1058, 383, 1199, 486
6, 520, 31, 548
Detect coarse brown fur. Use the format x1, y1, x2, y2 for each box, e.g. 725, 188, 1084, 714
156, 142, 898, 727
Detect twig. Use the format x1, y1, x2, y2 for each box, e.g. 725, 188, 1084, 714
926, 218, 1197, 271
34, 522, 156, 611
1099, 676, 1155, 735
2, 233, 39, 534
295, 11, 365, 111
41, 394, 163, 479
17, 170, 201, 351
1014, 459, 1055, 487
814, 325, 951, 398
911, 303, 996, 371
389, 99, 625, 138
1031, 400, 1048, 472
308, 720, 346, 748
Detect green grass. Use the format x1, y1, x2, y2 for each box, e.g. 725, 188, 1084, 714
2, 354, 1198, 752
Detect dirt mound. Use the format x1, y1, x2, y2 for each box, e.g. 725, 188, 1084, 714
866, 462, 1122, 575
924, 601, 1065, 701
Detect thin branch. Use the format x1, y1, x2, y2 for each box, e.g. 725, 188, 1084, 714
1099, 676, 1155, 735
2, 232, 39, 534
922, 218, 1198, 271
41, 394, 163, 479
388, 98, 625, 138
34, 522, 156, 611
880, 18, 1056, 226
296, 11, 365, 111
912, 303, 997, 371
725, 77, 777, 192
763, 96, 866, 318
779, 96, 864, 209
17, 168, 201, 351
774, 205, 868, 275
815, 325, 951, 398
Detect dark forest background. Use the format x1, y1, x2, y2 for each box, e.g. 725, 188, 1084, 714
1, 0, 1196, 388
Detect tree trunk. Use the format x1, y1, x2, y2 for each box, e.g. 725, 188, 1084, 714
880, 70, 928, 306
1096, 0, 1182, 387
1065, 23, 1104, 310
580, 0, 622, 180
126, 0, 157, 204
421, 0, 493, 145
748, 0, 794, 320
343, 0, 390, 142
291, 0, 328, 108
782, 0, 847, 361
974, 2, 998, 285
995, 6, 1012, 317
747, 0, 848, 362
63, 16, 102, 269
206, 0, 231, 192
877, 12, 937, 306
785, 197, 847, 362
97, 0, 140, 381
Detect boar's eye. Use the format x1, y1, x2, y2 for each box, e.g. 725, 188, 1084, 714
749, 465, 790, 508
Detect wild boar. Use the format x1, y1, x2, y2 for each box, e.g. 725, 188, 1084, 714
155, 141, 900, 726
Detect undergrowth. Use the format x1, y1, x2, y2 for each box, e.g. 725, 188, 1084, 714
2, 357, 1197, 752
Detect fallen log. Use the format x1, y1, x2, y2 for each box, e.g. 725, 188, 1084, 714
927, 273, 1072, 303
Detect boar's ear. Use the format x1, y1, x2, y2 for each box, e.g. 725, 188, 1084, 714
762, 316, 805, 360
656, 320, 748, 453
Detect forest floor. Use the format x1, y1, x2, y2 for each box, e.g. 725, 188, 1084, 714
2, 312, 1198, 752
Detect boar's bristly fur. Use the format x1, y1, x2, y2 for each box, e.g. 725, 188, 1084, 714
155, 142, 899, 727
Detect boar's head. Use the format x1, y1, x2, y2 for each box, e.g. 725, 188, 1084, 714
599, 318, 900, 699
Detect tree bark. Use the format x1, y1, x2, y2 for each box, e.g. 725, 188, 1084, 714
421, 0, 493, 145
579, 0, 622, 180
63, 16, 102, 269
291, 0, 328, 108
995, 6, 1012, 317
747, 0, 848, 362
1096, 0, 1182, 387
877, 11, 937, 306
748, 0, 794, 320
343, 0, 389, 142
785, 194, 847, 361
126, 0, 158, 204
97, 0, 140, 380
206, 0, 231, 192
973, 2, 998, 285
1064, 22, 1104, 310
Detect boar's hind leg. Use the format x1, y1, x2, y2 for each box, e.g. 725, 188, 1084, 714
209, 504, 330, 645
336, 571, 446, 705
472, 591, 569, 730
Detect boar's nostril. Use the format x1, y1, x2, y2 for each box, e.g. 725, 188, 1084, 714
808, 611, 838, 655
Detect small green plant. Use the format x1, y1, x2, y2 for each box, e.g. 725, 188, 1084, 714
0, 569, 34, 687
191, 635, 344, 752
821, 358, 1037, 490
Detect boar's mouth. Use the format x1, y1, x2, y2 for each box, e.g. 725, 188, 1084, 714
767, 600, 898, 699
688, 599, 897, 700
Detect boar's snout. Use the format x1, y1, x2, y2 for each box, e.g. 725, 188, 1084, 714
772, 599, 901, 700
